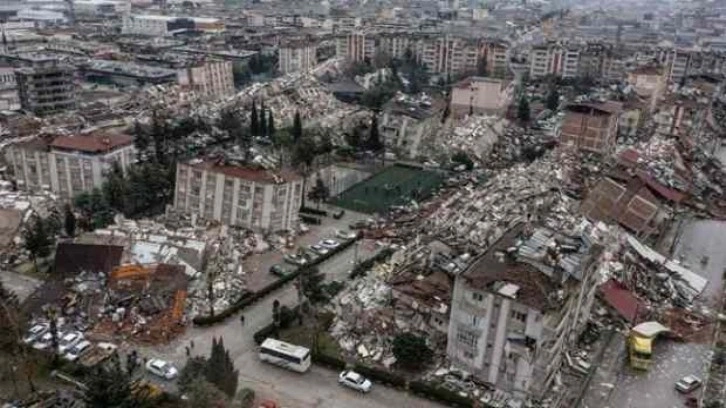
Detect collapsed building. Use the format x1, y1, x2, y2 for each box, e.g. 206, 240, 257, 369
446, 223, 603, 399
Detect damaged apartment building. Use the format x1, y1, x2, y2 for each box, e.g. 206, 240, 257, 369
173, 158, 303, 232
446, 223, 602, 399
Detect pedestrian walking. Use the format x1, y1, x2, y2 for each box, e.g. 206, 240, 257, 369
185, 346, 190, 357
189, 340, 194, 349
240, 314, 245, 326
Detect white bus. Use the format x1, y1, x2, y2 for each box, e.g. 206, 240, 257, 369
259, 338, 311, 373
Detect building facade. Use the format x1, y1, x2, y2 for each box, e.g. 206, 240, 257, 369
446, 225, 600, 398
174, 160, 303, 232
278, 41, 317, 74
122, 15, 223, 36
559, 102, 622, 155
177, 60, 235, 98
6, 133, 135, 200
450, 76, 512, 117
15, 61, 76, 116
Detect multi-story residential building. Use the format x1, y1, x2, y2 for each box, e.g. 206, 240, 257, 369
336, 33, 507, 76
0, 67, 15, 85
380, 95, 442, 158
447, 224, 601, 398
627, 65, 666, 113
122, 15, 224, 36
173, 159, 303, 232
278, 41, 317, 74
529, 43, 563, 79
15, 61, 76, 116
177, 60, 235, 98
335, 33, 375, 63
450, 76, 512, 117
6, 132, 135, 200
559, 101, 622, 155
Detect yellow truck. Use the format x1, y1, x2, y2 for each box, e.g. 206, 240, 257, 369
628, 321, 669, 370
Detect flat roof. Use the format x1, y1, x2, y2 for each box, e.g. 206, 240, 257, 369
183, 160, 300, 184
51, 132, 134, 154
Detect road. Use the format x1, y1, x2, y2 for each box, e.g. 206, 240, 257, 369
581, 219, 725, 408
139, 239, 443, 408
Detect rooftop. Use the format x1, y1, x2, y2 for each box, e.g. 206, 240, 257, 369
461, 224, 561, 311
184, 159, 301, 184
86, 60, 177, 79
50, 132, 134, 154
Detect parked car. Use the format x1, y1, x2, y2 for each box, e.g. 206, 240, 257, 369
269, 264, 295, 277
309, 244, 330, 255
97, 342, 118, 352
675, 375, 702, 393
64, 340, 92, 362
338, 370, 372, 393
283, 253, 308, 266
320, 239, 340, 249
23, 323, 49, 344
58, 331, 84, 353
145, 359, 178, 380
33, 332, 54, 350
335, 230, 358, 240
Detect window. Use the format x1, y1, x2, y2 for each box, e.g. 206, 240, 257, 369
512, 311, 527, 323
471, 315, 480, 327
456, 328, 477, 348
472, 292, 484, 302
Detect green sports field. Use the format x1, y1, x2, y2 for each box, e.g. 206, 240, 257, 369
332, 164, 443, 214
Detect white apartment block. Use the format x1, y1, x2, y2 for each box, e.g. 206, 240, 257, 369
279, 42, 317, 74
177, 60, 235, 98
447, 225, 600, 399
0, 67, 16, 85
335, 33, 375, 63
174, 160, 303, 232
6, 133, 135, 200
122, 15, 223, 36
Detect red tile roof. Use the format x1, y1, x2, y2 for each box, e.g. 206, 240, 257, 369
51, 133, 134, 154
599, 279, 646, 323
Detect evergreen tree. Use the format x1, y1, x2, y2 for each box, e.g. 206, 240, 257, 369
301, 266, 327, 304
205, 337, 238, 398
0, 281, 21, 348
83, 357, 137, 408
103, 162, 127, 212
546, 87, 560, 111
178, 356, 208, 394
392, 333, 433, 370
441, 103, 450, 123
260, 100, 267, 138
292, 111, 303, 142
23, 216, 54, 272
250, 102, 259, 137
291, 135, 317, 206
186, 380, 229, 408
268, 110, 275, 138
307, 175, 330, 208
477, 56, 488, 77
517, 96, 531, 123
367, 114, 383, 151
63, 205, 76, 237
131, 121, 149, 159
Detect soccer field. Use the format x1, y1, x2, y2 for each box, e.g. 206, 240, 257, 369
331, 164, 443, 214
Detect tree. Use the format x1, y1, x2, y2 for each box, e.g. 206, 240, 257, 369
367, 114, 383, 151
205, 337, 238, 398
292, 135, 317, 207
476, 56, 488, 77
260, 100, 267, 138
300, 266, 326, 305
517, 96, 531, 123
185, 380, 229, 408
23, 216, 54, 272
131, 121, 150, 159
392, 333, 433, 370
267, 110, 275, 138
104, 162, 127, 212
441, 103, 450, 123
63, 205, 76, 237
0, 281, 34, 396
178, 356, 208, 394
546, 87, 560, 111
307, 175, 330, 208
292, 111, 303, 142
250, 102, 259, 137
218, 107, 249, 154
83, 356, 137, 408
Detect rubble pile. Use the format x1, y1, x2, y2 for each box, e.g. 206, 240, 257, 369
417, 150, 580, 252
445, 115, 508, 162
625, 136, 691, 191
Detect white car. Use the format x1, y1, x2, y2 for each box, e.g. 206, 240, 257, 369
335, 230, 358, 240
64, 340, 92, 362
23, 323, 49, 344
58, 331, 84, 353
146, 359, 178, 380
97, 342, 118, 352
310, 244, 330, 255
33, 332, 54, 350
320, 239, 341, 249
338, 370, 372, 393
675, 375, 702, 393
